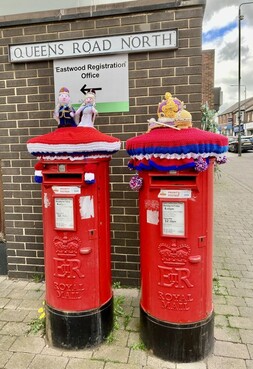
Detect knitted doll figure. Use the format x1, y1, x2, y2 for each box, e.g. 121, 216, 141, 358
54, 87, 77, 128
75, 91, 98, 127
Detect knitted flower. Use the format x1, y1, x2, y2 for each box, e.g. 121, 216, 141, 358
195, 157, 208, 172
216, 156, 227, 165
129, 174, 143, 191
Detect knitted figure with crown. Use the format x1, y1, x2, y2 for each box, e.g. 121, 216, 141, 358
75, 90, 98, 127
148, 92, 186, 131
54, 87, 77, 128
127, 91, 228, 174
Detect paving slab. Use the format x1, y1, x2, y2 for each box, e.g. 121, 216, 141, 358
5, 352, 34, 369
146, 355, 176, 368
0, 309, 29, 323
214, 341, 250, 359
9, 336, 45, 354
177, 362, 207, 369
206, 356, 247, 369
214, 326, 241, 343
28, 354, 69, 369
92, 344, 130, 363
0, 351, 12, 368
66, 358, 104, 369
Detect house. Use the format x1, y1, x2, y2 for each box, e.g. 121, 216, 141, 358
218, 97, 253, 136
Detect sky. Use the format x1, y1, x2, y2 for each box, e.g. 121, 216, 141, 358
203, 0, 253, 112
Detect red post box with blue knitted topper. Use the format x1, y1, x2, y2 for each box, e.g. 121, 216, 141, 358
126, 92, 228, 363
27, 89, 120, 349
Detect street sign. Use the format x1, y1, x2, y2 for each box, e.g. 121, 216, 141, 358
53, 54, 129, 113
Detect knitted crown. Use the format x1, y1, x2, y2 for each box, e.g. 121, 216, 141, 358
59, 87, 70, 94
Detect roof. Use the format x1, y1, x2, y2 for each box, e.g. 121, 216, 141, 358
219, 97, 253, 116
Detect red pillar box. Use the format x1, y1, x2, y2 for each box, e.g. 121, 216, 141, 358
27, 127, 120, 349
126, 93, 228, 362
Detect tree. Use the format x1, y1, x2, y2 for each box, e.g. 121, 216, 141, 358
201, 102, 218, 132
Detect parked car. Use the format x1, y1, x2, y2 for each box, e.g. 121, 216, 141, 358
228, 136, 253, 153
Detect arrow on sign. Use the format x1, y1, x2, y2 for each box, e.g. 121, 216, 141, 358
80, 84, 102, 95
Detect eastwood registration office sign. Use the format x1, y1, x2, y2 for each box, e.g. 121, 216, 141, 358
9, 29, 178, 63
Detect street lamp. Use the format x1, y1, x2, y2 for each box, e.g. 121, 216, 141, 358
230, 84, 246, 136
231, 84, 246, 102
238, 2, 253, 156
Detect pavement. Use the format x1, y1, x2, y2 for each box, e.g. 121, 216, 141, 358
0, 151, 253, 369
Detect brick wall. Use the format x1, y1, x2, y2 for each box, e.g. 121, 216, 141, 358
202, 49, 215, 109
0, 0, 205, 286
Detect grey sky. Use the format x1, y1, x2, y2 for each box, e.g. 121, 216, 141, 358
204, 0, 253, 26
203, 0, 253, 110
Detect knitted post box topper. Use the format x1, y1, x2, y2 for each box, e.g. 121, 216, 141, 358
127, 92, 228, 173
27, 127, 121, 183
27, 127, 121, 160
126, 127, 228, 172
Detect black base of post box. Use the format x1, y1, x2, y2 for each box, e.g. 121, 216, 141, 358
46, 297, 113, 349
140, 307, 214, 362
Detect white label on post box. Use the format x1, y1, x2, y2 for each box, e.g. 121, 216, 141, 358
147, 209, 159, 225
55, 198, 74, 230
162, 202, 185, 236
158, 189, 191, 198
52, 186, 81, 194
79, 196, 94, 219
44, 193, 51, 208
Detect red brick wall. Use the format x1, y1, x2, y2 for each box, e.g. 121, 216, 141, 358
0, 0, 205, 286
202, 49, 215, 109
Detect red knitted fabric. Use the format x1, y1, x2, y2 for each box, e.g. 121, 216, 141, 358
126, 127, 228, 152
27, 127, 120, 145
